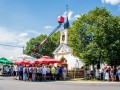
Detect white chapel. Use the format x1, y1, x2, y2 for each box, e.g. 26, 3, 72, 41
53, 14, 84, 70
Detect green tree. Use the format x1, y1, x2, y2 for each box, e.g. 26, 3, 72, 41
68, 7, 120, 65
104, 16, 120, 65
24, 32, 60, 58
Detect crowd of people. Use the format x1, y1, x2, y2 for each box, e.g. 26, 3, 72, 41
12, 64, 67, 81
85, 66, 120, 82
1, 64, 120, 82
101, 66, 120, 81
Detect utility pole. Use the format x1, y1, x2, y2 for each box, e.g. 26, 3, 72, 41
23, 46, 24, 54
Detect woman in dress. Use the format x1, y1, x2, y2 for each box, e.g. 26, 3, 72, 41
105, 69, 109, 81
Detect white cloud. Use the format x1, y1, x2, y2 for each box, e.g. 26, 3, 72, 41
0, 46, 23, 59
0, 27, 30, 58
0, 27, 16, 43
27, 30, 41, 36
19, 33, 29, 37
102, 0, 120, 5
0, 27, 30, 45
73, 14, 81, 20
44, 26, 54, 29
63, 10, 73, 20
63, 10, 81, 21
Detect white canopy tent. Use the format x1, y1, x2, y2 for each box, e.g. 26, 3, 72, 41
9, 54, 36, 61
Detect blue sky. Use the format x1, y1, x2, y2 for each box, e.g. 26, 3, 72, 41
0, 0, 120, 58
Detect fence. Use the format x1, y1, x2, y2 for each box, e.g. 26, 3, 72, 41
67, 69, 84, 79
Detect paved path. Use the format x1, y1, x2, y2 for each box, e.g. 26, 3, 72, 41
0, 77, 120, 90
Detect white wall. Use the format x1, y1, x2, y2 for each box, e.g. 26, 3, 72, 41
54, 54, 84, 70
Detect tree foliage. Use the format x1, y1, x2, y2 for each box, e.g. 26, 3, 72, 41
68, 7, 120, 65
24, 31, 60, 58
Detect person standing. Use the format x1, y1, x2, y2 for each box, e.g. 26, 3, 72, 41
62, 66, 67, 80
114, 66, 117, 81
28, 65, 32, 81
14, 64, 19, 80
46, 66, 50, 80
13, 65, 16, 79
56, 66, 60, 80
105, 69, 109, 81
51, 66, 56, 80
86, 69, 91, 80
23, 65, 27, 81
39, 65, 43, 81
36, 65, 40, 81
117, 67, 120, 81
42, 66, 47, 81
32, 65, 37, 82
19, 64, 23, 80
103, 67, 107, 81
37, 65, 42, 81
59, 66, 63, 80
110, 67, 114, 81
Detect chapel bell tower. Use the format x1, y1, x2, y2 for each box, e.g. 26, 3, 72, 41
60, 6, 69, 44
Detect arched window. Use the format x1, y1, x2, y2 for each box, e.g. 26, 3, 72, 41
62, 32, 65, 41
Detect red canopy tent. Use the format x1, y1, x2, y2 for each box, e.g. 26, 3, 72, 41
14, 60, 30, 65
13, 55, 36, 65
37, 56, 61, 64
14, 56, 61, 65
29, 60, 39, 65
41, 56, 51, 59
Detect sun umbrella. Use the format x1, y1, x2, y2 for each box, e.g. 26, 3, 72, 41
11, 54, 36, 62
16, 54, 36, 59
0, 57, 13, 65
12, 54, 37, 65
41, 56, 51, 59
45, 59, 61, 63
38, 56, 61, 64
30, 60, 39, 65
14, 60, 30, 65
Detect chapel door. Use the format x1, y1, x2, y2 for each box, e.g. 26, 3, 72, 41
60, 57, 68, 69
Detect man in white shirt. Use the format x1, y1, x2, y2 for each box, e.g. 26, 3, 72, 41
42, 66, 47, 81
14, 64, 19, 79
46, 66, 50, 76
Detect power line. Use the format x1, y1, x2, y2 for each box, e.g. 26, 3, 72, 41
0, 43, 24, 48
